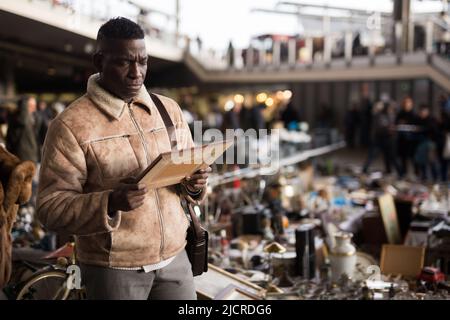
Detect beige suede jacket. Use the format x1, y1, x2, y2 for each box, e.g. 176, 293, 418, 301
37, 74, 205, 268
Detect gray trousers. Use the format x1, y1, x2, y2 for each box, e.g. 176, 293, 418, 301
80, 250, 196, 300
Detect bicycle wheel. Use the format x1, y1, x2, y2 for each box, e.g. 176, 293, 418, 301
16, 269, 72, 300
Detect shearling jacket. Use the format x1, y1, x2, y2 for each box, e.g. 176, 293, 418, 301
37, 74, 205, 268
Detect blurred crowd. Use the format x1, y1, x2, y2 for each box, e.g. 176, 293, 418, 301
0, 96, 66, 249
345, 90, 450, 182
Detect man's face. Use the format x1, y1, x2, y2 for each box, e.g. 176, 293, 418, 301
403, 98, 413, 111
94, 39, 148, 101
27, 97, 37, 114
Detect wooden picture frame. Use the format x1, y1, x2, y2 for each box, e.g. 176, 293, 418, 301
377, 193, 401, 244
380, 244, 426, 277
194, 263, 265, 300
214, 284, 262, 300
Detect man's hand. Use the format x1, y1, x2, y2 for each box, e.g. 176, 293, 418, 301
108, 178, 148, 214
183, 166, 212, 193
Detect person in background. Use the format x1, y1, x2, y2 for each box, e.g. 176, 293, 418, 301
227, 40, 235, 68
344, 102, 360, 148
36, 100, 51, 157
414, 105, 439, 182
363, 100, 401, 176
281, 101, 301, 131
6, 96, 39, 163
395, 96, 418, 177
437, 105, 450, 182
359, 83, 373, 147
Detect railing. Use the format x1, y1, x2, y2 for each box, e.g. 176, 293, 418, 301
187, 16, 450, 71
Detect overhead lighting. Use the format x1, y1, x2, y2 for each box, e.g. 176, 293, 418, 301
224, 100, 235, 111
234, 94, 244, 104
256, 92, 267, 103
283, 90, 293, 100
265, 97, 274, 107
276, 91, 284, 100
284, 185, 295, 198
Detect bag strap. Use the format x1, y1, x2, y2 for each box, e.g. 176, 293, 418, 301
149, 93, 177, 150
149, 92, 204, 237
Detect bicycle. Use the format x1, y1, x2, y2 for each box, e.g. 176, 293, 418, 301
14, 242, 85, 300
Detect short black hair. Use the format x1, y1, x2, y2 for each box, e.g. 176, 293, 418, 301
97, 17, 144, 41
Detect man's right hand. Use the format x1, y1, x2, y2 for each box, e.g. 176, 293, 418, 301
108, 180, 148, 215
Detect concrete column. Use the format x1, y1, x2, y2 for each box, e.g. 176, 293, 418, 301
259, 44, 266, 67
324, 35, 332, 65
288, 38, 296, 66
393, 0, 411, 57
425, 20, 434, 54
273, 40, 281, 66
369, 41, 376, 66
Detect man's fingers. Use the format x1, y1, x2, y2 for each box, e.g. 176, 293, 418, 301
120, 176, 136, 184
197, 167, 212, 174
129, 201, 145, 210
124, 183, 147, 192
128, 188, 148, 197
188, 173, 209, 180
190, 179, 207, 185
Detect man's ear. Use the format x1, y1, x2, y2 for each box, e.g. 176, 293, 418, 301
93, 52, 103, 73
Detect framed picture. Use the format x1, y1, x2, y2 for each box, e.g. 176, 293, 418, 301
194, 264, 265, 300
214, 284, 262, 300
378, 194, 401, 244
380, 244, 425, 277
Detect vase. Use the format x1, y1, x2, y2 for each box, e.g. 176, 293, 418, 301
329, 232, 357, 282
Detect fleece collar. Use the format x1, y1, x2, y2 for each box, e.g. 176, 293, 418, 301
86, 73, 154, 120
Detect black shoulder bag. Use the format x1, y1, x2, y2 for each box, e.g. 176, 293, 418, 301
149, 93, 208, 276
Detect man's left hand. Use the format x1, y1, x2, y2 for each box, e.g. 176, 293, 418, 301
184, 166, 212, 193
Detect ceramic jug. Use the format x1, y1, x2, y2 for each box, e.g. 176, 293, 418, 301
329, 232, 357, 282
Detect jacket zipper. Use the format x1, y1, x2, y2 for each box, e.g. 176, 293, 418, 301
127, 103, 165, 261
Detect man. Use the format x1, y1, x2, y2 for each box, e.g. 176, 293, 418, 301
6, 96, 39, 163
37, 17, 210, 300
395, 96, 419, 177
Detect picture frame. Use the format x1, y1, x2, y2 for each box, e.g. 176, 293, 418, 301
377, 193, 401, 244
214, 284, 262, 300
380, 244, 426, 277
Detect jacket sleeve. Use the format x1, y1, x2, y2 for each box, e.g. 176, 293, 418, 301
170, 99, 207, 205
36, 118, 121, 236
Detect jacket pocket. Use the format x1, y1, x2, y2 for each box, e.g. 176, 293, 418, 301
89, 135, 140, 179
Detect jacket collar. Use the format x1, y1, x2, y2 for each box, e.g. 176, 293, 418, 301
86, 73, 154, 120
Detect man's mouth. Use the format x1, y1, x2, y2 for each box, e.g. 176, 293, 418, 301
126, 83, 142, 88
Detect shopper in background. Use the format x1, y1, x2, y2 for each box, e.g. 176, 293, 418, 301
437, 105, 450, 181
359, 83, 373, 147
395, 96, 419, 177
414, 105, 439, 182
6, 96, 39, 163
344, 102, 360, 149
363, 100, 401, 176
281, 101, 302, 131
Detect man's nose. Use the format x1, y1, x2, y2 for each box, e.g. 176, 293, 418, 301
128, 61, 140, 78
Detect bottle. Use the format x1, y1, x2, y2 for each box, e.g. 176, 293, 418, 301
329, 232, 357, 282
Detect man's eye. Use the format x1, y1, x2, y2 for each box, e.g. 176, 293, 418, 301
116, 60, 129, 66
140, 60, 148, 65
